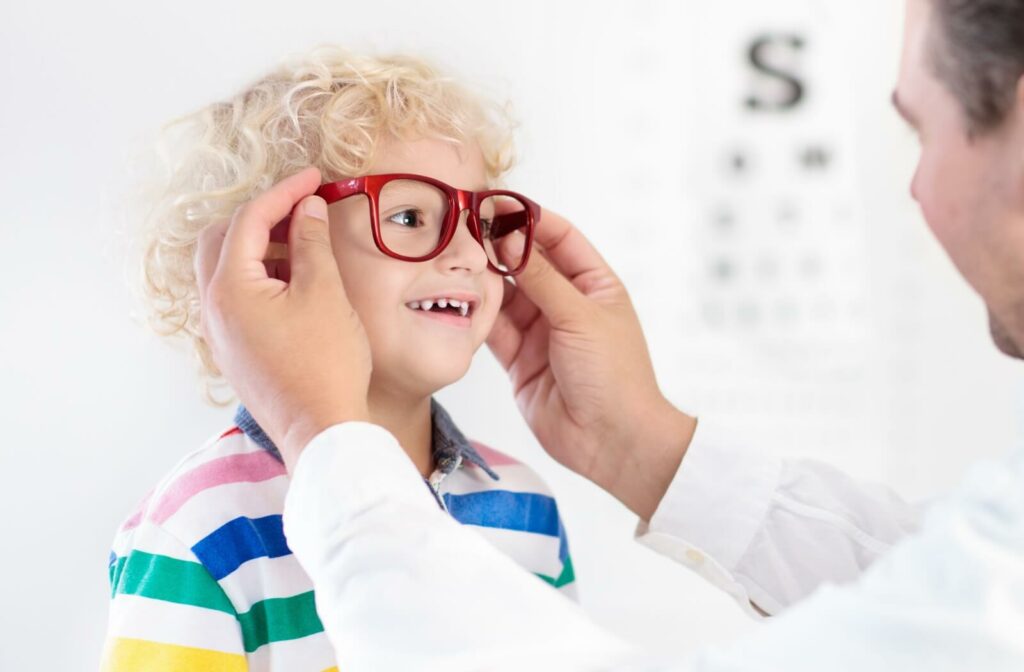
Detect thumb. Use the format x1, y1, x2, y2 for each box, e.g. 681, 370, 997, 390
498, 231, 587, 330
288, 195, 339, 289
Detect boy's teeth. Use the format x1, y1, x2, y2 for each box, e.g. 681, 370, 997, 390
407, 297, 472, 317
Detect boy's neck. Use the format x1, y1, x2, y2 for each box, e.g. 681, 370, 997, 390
366, 387, 434, 478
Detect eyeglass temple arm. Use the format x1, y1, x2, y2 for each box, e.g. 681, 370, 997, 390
490, 210, 529, 239
268, 179, 362, 243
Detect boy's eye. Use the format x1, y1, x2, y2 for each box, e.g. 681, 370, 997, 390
386, 209, 425, 229
479, 217, 494, 239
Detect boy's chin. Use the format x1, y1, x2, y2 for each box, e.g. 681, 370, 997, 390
422, 362, 473, 392
392, 357, 474, 397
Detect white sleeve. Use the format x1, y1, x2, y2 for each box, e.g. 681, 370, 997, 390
282, 422, 1024, 672
687, 451, 1024, 670
636, 418, 921, 615
281, 422, 642, 672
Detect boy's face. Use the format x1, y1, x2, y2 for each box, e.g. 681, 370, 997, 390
326, 137, 505, 398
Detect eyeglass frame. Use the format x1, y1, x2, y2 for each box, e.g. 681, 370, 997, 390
297, 173, 539, 276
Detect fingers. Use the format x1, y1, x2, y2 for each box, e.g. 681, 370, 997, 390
498, 230, 587, 330
287, 195, 342, 290
219, 166, 322, 278
499, 277, 542, 332
530, 208, 614, 284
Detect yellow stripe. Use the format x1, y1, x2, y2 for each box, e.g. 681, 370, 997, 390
321, 668, 339, 672
101, 637, 247, 672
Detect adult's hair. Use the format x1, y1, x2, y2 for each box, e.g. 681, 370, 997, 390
929, 0, 1024, 133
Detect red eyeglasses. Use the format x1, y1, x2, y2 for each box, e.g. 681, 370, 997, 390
271, 173, 538, 276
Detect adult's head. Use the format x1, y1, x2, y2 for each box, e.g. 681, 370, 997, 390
896, 0, 1024, 357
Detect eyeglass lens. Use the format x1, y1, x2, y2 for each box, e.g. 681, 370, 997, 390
376, 178, 527, 271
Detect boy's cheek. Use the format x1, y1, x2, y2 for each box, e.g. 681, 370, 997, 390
475, 300, 503, 346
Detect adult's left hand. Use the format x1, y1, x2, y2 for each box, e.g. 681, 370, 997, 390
195, 166, 372, 471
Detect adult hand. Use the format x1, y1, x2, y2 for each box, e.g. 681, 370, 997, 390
195, 166, 372, 472
488, 212, 698, 521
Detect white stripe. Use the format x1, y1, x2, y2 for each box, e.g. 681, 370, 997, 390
466, 525, 566, 579
160, 478, 289, 545
442, 462, 554, 497
106, 593, 244, 654
113, 521, 201, 563
218, 553, 315, 613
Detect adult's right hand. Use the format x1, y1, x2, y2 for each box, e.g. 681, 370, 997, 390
195, 167, 373, 472
488, 212, 698, 522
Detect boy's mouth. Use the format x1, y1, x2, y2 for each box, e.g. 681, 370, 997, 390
405, 294, 478, 319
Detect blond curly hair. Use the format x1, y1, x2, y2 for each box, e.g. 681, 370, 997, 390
135, 45, 517, 404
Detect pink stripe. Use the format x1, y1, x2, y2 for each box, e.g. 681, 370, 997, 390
469, 441, 521, 467
118, 490, 154, 533
149, 451, 287, 525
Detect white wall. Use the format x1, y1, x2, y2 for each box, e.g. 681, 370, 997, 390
2, 0, 1021, 668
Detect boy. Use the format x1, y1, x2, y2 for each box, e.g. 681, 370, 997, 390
102, 46, 574, 671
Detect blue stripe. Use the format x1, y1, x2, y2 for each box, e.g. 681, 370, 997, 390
443, 490, 569, 560
191, 515, 292, 580
108, 550, 117, 568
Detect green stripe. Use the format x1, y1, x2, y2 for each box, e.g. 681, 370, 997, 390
237, 591, 324, 653
536, 555, 576, 588
111, 551, 324, 652
111, 550, 236, 615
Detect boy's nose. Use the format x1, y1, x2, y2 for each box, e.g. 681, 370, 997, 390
435, 209, 489, 273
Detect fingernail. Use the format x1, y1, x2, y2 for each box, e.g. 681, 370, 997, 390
303, 196, 328, 222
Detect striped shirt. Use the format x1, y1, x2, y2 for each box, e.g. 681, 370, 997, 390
101, 400, 576, 671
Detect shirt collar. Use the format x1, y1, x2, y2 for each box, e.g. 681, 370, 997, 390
232, 398, 500, 481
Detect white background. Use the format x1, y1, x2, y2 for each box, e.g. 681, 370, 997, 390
2, 0, 1022, 668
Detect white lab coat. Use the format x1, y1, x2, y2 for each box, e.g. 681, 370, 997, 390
283, 421, 1024, 671
637, 417, 920, 616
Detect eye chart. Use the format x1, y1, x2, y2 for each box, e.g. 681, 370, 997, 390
579, 0, 1021, 486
